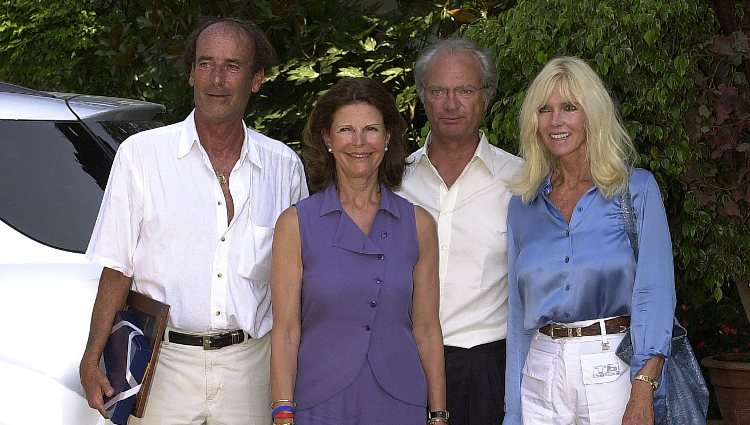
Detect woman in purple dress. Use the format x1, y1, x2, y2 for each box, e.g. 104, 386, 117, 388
270, 77, 447, 425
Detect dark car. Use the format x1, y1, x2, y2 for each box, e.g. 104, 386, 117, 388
0, 82, 164, 425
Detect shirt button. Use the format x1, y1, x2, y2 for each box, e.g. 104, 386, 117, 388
577, 206, 583, 212
440, 245, 447, 251
370, 300, 377, 308
381, 231, 388, 238
365, 325, 372, 331
565, 230, 570, 237
218, 201, 223, 206
378, 254, 384, 260
220, 236, 226, 242
565, 284, 571, 291
217, 273, 223, 278
215, 311, 221, 316
564, 256, 569, 263
376, 278, 382, 285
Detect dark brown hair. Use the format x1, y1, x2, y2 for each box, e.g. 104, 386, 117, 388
303, 77, 407, 192
182, 17, 275, 75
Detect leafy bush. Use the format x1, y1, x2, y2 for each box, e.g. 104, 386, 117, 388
0, 0, 114, 93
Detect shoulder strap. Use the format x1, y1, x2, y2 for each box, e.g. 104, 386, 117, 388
620, 173, 639, 261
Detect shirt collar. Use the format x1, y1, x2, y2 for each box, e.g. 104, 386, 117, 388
532, 173, 554, 202
176, 110, 260, 169
415, 130, 496, 175
319, 182, 401, 219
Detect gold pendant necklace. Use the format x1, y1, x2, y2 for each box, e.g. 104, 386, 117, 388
216, 171, 228, 185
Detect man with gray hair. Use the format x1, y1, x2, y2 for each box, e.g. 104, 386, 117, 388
397, 37, 522, 424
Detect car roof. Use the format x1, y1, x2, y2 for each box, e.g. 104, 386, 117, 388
0, 81, 165, 122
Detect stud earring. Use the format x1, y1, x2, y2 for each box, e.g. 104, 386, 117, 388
384, 145, 389, 152
327, 147, 333, 153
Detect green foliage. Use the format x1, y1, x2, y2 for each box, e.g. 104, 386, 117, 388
465, 0, 712, 158
0, 0, 114, 92
86, 0, 514, 150
465, 0, 750, 344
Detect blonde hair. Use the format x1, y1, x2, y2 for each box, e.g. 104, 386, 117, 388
512, 56, 636, 203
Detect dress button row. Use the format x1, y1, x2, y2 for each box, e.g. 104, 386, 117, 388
369, 300, 377, 308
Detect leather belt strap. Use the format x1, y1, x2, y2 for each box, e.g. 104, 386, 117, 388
167, 329, 248, 350
538, 316, 630, 339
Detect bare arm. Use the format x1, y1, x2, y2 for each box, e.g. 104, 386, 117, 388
411, 206, 446, 412
270, 207, 303, 424
622, 356, 665, 425
79, 267, 131, 418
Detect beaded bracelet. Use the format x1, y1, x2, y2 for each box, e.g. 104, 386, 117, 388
272, 405, 296, 418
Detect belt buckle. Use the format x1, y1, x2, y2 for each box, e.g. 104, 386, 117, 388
231, 330, 242, 344
550, 325, 582, 339
203, 335, 217, 350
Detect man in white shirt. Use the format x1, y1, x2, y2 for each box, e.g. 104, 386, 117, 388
79, 18, 307, 425
397, 38, 522, 425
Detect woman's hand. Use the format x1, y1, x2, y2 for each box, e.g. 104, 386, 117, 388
621, 379, 654, 425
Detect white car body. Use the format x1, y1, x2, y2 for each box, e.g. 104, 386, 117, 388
0, 82, 164, 425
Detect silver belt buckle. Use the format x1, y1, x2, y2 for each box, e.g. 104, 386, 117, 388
203, 335, 217, 350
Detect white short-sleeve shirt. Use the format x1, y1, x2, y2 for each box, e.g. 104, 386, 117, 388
86, 111, 308, 337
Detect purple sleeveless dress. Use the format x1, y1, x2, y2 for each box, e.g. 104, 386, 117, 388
294, 183, 428, 410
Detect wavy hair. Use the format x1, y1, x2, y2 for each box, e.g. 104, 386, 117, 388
513, 56, 636, 203
303, 77, 407, 192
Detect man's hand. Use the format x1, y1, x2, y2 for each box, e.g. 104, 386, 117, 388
80, 360, 114, 418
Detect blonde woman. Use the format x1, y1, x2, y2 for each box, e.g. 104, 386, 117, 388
503, 57, 675, 425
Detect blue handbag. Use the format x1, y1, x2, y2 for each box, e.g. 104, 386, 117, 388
616, 181, 709, 425
103, 310, 152, 425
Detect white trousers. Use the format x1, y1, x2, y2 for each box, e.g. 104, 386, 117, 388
126, 331, 271, 425
521, 321, 631, 425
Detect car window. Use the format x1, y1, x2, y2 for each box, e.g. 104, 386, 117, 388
90, 120, 164, 150
0, 120, 112, 253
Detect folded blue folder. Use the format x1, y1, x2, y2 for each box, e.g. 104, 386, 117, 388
103, 310, 152, 425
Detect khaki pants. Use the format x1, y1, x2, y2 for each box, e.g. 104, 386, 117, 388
126, 331, 271, 425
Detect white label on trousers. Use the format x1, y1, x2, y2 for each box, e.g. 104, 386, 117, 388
581, 351, 626, 385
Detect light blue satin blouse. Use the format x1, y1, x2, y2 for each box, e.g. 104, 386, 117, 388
503, 168, 676, 424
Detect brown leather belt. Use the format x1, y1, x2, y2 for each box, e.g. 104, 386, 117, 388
167, 329, 248, 350
539, 316, 630, 339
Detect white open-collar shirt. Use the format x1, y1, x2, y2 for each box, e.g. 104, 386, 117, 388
397, 132, 523, 348
86, 111, 308, 337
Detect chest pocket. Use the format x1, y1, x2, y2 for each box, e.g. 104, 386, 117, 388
238, 223, 274, 283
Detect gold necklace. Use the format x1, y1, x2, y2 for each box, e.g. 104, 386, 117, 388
216, 171, 228, 185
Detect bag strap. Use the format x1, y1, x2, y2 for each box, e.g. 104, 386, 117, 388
620, 172, 639, 261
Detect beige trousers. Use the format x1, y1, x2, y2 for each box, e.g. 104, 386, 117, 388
126, 331, 271, 425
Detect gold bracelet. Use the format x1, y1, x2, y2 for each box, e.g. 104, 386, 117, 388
634, 373, 659, 391
271, 399, 297, 407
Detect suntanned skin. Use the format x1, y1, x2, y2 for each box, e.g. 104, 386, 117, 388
79, 21, 265, 419
541, 84, 664, 425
